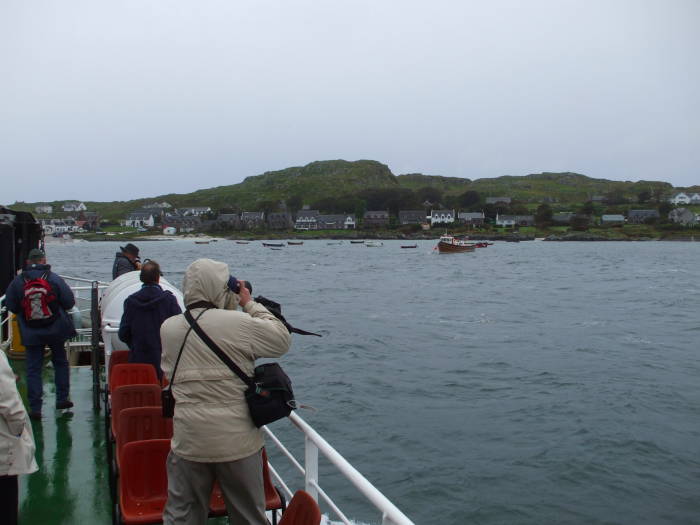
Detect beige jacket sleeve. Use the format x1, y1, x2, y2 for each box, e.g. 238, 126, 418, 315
0, 351, 26, 436
242, 301, 292, 359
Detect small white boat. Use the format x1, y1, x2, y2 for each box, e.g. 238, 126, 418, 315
365, 241, 383, 247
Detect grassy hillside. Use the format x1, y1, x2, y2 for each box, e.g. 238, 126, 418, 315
6, 160, 689, 221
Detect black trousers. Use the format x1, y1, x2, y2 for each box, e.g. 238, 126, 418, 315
0, 475, 18, 525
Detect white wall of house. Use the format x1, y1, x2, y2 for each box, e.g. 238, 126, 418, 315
430, 211, 455, 225
670, 193, 690, 205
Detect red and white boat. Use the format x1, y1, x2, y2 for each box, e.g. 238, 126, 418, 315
436, 234, 476, 253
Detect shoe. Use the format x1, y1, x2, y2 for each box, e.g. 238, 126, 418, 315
56, 400, 74, 410
29, 411, 42, 421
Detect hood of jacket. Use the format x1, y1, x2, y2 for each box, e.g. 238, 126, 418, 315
125, 284, 174, 311
183, 258, 236, 309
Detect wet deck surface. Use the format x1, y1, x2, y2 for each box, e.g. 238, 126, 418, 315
12, 361, 230, 524
14, 362, 112, 524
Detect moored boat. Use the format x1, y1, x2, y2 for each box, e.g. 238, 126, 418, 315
235, 240, 250, 244
401, 244, 418, 249
262, 242, 284, 247
194, 240, 209, 244
287, 241, 303, 245
350, 240, 365, 244
365, 241, 383, 247
436, 234, 475, 253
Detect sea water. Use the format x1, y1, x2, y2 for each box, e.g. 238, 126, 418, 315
47, 239, 700, 525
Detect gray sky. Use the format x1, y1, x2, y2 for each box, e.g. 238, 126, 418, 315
2, 0, 699, 204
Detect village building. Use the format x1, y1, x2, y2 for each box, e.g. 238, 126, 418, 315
124, 212, 155, 228
668, 208, 697, 226
267, 212, 294, 230
317, 214, 356, 230
162, 215, 201, 233
669, 193, 691, 205
495, 214, 535, 227
398, 210, 426, 225
457, 212, 485, 226
363, 211, 390, 228
294, 210, 320, 230
216, 213, 242, 230
627, 209, 660, 224
241, 211, 265, 229
62, 201, 87, 212
180, 206, 212, 217
430, 209, 455, 226
552, 212, 575, 224
35, 205, 53, 214
600, 214, 625, 225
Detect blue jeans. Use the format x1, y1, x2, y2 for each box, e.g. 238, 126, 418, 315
25, 341, 70, 413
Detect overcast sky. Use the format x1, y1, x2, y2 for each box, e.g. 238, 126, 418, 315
1, 0, 698, 204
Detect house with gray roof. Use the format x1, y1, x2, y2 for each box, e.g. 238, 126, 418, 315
495, 214, 534, 227
668, 208, 697, 226
241, 211, 265, 229
180, 206, 212, 217
601, 214, 625, 225
627, 209, 659, 224
125, 212, 155, 228
363, 211, 390, 228
267, 212, 293, 230
552, 212, 575, 224
457, 212, 485, 225
398, 210, 426, 225
294, 210, 320, 230
162, 215, 201, 233
669, 193, 691, 205
217, 213, 242, 229
317, 214, 356, 230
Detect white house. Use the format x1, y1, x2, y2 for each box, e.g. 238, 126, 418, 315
180, 207, 212, 216
690, 193, 700, 204
125, 212, 155, 228
669, 193, 690, 205
163, 226, 177, 235
430, 209, 455, 226
62, 201, 87, 212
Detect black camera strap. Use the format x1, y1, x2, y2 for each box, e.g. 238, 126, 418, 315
165, 309, 207, 392
183, 309, 256, 390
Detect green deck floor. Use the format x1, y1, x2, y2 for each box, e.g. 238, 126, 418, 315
11, 360, 230, 525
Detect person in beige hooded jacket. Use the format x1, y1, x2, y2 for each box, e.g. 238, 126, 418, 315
160, 258, 291, 525
0, 349, 38, 525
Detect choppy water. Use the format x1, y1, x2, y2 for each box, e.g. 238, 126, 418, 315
47, 239, 700, 524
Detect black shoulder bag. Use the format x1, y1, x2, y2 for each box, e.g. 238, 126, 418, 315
183, 310, 295, 427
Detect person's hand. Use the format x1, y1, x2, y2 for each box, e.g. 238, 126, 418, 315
238, 280, 251, 307
135, 261, 142, 270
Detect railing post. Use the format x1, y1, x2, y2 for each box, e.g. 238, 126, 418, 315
90, 281, 100, 411
304, 435, 319, 500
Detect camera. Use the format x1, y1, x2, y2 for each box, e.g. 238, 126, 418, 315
228, 276, 253, 295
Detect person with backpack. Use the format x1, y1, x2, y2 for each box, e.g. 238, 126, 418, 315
5, 248, 77, 420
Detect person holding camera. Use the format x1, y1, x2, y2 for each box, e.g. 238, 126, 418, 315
112, 243, 141, 280
160, 258, 291, 525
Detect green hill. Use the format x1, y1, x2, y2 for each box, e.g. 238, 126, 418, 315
6, 160, 687, 221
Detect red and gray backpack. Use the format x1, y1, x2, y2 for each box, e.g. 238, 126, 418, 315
21, 272, 57, 326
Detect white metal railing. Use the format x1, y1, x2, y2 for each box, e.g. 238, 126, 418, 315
264, 412, 414, 525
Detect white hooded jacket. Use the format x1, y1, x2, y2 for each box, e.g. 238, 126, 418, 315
160, 259, 291, 462
0, 350, 38, 476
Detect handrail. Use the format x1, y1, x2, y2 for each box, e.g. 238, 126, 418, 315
263, 412, 414, 525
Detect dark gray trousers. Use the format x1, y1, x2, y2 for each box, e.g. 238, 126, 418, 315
163, 449, 266, 525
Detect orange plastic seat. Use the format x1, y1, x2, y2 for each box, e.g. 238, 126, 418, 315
108, 350, 130, 380
278, 490, 321, 525
110, 364, 159, 393
111, 384, 162, 439
118, 439, 170, 524
116, 407, 172, 468
208, 448, 286, 520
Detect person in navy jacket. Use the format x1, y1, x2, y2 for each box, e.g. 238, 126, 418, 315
118, 260, 181, 380
5, 248, 77, 420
